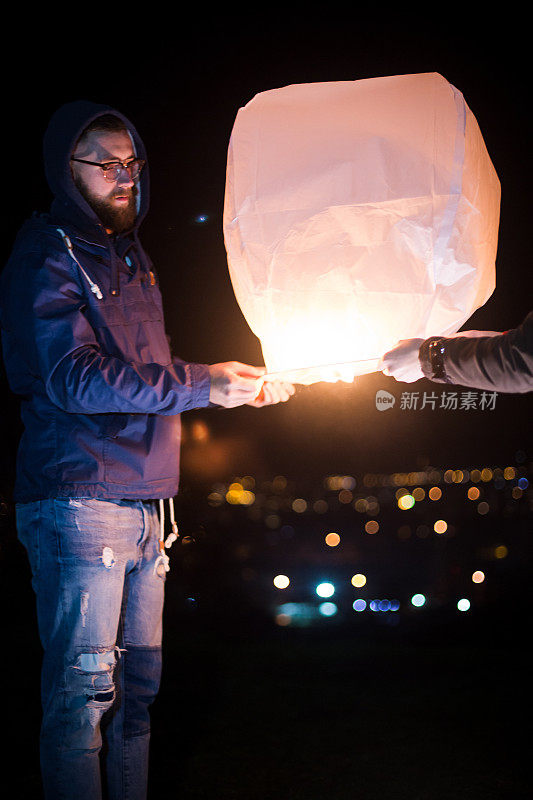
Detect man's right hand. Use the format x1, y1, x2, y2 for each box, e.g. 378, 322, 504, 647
208, 362, 266, 408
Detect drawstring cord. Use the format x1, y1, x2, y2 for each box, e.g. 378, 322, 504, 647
57, 228, 103, 300
57, 228, 152, 300
154, 497, 179, 575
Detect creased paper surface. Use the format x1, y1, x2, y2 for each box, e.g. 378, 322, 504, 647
223, 73, 500, 384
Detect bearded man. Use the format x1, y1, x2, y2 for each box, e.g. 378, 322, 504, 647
0, 101, 293, 800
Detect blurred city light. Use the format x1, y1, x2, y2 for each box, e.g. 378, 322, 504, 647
275, 603, 319, 627
397, 525, 411, 540
411, 593, 426, 607
182, 458, 530, 634
272, 475, 287, 492
319, 602, 338, 617
292, 498, 307, 513
191, 420, 209, 442
398, 494, 415, 510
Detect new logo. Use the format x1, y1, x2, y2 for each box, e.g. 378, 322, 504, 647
375, 390, 395, 411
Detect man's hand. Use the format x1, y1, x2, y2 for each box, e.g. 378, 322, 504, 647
379, 339, 425, 383
208, 362, 266, 408
247, 379, 295, 407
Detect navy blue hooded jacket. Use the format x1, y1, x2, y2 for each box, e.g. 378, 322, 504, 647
0, 101, 212, 503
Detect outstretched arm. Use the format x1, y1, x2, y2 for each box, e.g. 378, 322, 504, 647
380, 312, 533, 393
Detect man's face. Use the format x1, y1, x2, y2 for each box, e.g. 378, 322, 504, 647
71, 129, 139, 234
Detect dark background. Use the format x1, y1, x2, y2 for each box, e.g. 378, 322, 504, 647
1, 12, 531, 799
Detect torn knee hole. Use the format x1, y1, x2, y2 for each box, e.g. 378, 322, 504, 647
73, 649, 116, 674
87, 689, 115, 704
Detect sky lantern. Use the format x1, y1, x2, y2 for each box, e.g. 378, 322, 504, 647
223, 73, 500, 385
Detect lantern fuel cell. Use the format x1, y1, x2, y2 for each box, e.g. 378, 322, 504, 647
223, 73, 500, 385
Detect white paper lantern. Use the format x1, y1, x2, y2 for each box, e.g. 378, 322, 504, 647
223, 73, 500, 384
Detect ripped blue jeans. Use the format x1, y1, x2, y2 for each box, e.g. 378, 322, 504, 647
16, 498, 166, 800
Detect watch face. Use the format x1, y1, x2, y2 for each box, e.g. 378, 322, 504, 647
429, 339, 446, 380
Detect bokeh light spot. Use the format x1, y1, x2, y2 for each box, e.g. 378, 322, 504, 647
494, 545, 508, 559
398, 494, 415, 510
316, 582, 335, 598
411, 593, 426, 607
292, 498, 307, 513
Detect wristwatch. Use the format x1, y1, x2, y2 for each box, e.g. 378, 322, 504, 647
419, 337, 449, 382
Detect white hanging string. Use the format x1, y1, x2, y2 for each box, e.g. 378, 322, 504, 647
56, 228, 103, 300
154, 499, 170, 575
165, 497, 179, 548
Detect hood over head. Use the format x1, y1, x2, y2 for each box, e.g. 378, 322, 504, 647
43, 100, 150, 243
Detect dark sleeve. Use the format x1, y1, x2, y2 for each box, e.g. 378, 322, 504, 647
419, 311, 533, 393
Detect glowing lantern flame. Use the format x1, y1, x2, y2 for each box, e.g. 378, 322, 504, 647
223, 73, 500, 385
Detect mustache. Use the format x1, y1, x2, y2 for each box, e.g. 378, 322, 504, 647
111, 186, 138, 199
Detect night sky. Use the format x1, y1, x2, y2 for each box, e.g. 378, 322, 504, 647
2, 14, 531, 487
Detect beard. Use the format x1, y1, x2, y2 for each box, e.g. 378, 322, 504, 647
74, 175, 138, 234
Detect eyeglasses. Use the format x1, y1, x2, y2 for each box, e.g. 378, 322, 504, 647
71, 157, 145, 183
